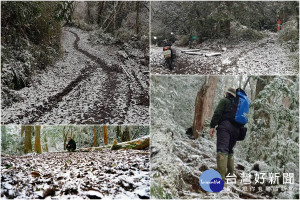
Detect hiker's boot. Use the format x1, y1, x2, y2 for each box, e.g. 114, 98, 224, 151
217, 152, 228, 182
227, 153, 234, 176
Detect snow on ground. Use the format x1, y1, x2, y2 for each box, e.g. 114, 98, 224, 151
1, 149, 150, 199
151, 33, 298, 75
1, 27, 149, 125
68, 27, 150, 125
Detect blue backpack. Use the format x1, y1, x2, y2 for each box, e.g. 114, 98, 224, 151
233, 88, 250, 125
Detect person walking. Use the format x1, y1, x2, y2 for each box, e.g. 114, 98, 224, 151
209, 87, 241, 182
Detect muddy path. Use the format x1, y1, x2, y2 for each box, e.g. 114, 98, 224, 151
67, 30, 130, 124
1, 27, 149, 125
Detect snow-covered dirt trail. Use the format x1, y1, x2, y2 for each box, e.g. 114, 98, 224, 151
1, 27, 149, 125
151, 33, 298, 75
1, 149, 150, 199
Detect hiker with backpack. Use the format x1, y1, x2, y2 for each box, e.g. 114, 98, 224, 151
209, 87, 250, 182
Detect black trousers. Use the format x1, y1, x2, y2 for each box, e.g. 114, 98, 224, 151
216, 120, 240, 154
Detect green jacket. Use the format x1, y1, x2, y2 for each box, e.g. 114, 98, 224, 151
210, 97, 233, 128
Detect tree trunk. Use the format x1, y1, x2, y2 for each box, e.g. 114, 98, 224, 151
21, 125, 25, 137
225, 20, 230, 37
255, 76, 271, 99
243, 76, 251, 90
205, 76, 218, 119
24, 126, 32, 154
116, 126, 122, 142
63, 126, 67, 150
1, 126, 7, 151
135, 1, 140, 35
43, 134, 48, 153
93, 126, 99, 147
239, 76, 243, 88
79, 136, 150, 152
97, 1, 105, 25
193, 76, 218, 139
103, 125, 108, 145
224, 2, 232, 37
86, 2, 93, 24
69, 126, 74, 138
122, 126, 131, 142
34, 125, 42, 154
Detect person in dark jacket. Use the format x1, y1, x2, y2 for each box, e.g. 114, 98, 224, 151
209, 87, 240, 182
66, 137, 76, 152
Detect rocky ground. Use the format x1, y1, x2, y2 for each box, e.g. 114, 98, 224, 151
1, 27, 149, 125
151, 32, 298, 75
1, 149, 150, 199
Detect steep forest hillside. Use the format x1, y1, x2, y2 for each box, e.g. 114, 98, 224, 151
150, 76, 299, 199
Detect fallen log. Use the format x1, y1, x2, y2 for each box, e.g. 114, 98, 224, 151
78, 146, 106, 152
205, 52, 221, 57
181, 49, 201, 53
111, 136, 149, 150
184, 52, 203, 55
78, 136, 149, 152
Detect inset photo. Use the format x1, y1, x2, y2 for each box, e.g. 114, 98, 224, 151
150, 1, 299, 75
1, 1, 149, 125
150, 75, 299, 199
1, 125, 150, 199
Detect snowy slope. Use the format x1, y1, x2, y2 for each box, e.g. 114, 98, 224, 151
150, 76, 299, 199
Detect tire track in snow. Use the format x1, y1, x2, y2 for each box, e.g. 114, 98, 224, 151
67, 30, 133, 124
16, 30, 131, 124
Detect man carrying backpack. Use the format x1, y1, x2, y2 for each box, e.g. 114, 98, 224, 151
209, 87, 249, 182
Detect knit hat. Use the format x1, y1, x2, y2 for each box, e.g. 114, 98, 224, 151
226, 87, 236, 97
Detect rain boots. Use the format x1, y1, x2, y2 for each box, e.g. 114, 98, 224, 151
217, 152, 228, 182
227, 153, 234, 176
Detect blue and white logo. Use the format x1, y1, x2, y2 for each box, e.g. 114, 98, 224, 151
199, 169, 224, 192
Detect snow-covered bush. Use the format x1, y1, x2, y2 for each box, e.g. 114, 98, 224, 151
115, 27, 135, 43
1, 2, 63, 105
279, 18, 299, 43
230, 21, 267, 42
243, 76, 299, 175
174, 35, 190, 46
